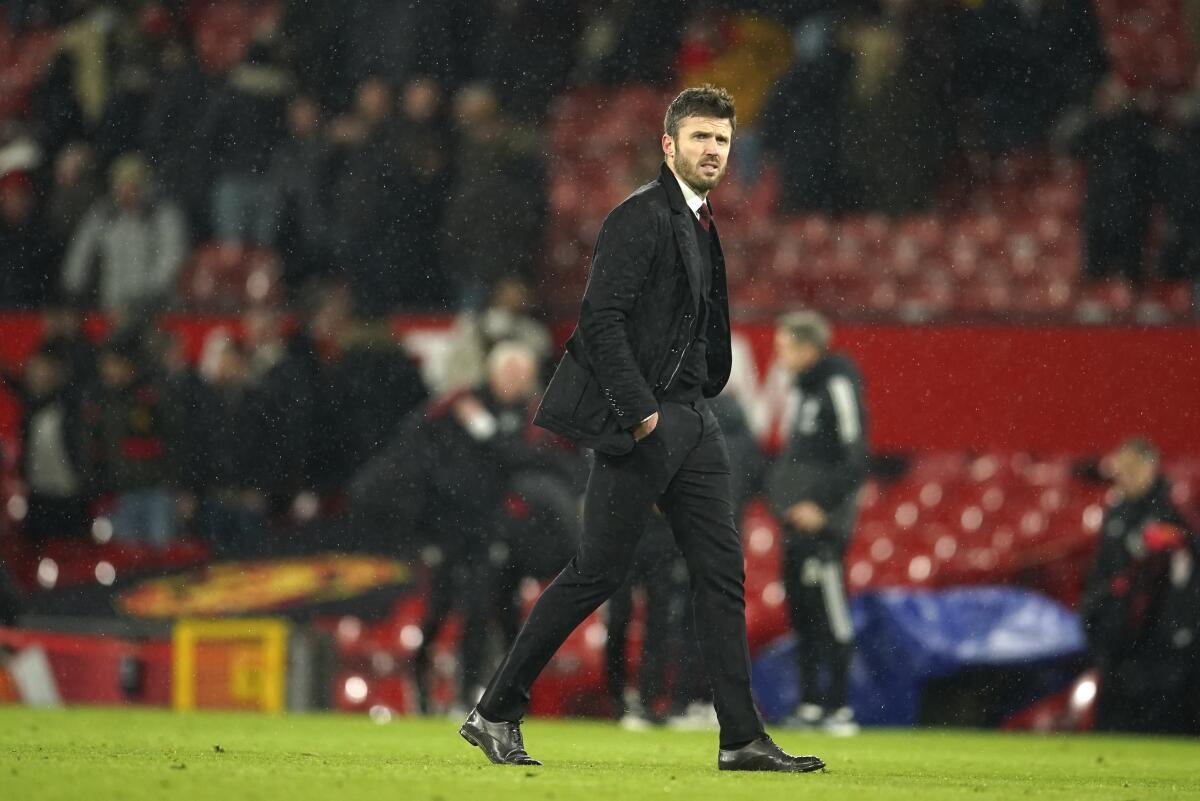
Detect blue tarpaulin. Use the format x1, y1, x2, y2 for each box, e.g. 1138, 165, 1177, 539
751, 586, 1087, 725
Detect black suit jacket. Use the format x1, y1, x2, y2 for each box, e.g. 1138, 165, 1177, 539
534, 163, 732, 455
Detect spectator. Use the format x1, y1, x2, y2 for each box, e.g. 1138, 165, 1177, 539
759, 12, 853, 213
0, 346, 89, 542
325, 77, 409, 316
264, 95, 331, 289
1156, 76, 1200, 282
184, 331, 269, 557
767, 310, 869, 736
54, 1, 121, 132
32, 56, 83, 160
958, 0, 1105, 153
676, 7, 793, 147
0, 171, 55, 307
342, 0, 431, 88
243, 305, 319, 516
275, 0, 352, 108
140, 39, 213, 237
837, 1, 956, 214
439, 276, 553, 394
595, 0, 686, 86
1080, 438, 1200, 735
39, 304, 98, 393
82, 332, 182, 549
301, 280, 428, 492
1059, 75, 1158, 284
365, 341, 566, 712
61, 153, 187, 313
440, 83, 545, 309
45, 143, 101, 260
92, 16, 159, 167
462, 1, 581, 120
390, 76, 452, 309
201, 40, 293, 245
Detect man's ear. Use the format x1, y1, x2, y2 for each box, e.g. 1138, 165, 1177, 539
661, 133, 674, 160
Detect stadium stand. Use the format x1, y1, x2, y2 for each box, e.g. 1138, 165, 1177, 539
0, 1, 1197, 728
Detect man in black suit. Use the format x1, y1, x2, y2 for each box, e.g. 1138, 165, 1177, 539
460, 85, 825, 773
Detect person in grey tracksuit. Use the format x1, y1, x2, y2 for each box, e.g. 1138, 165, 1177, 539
768, 310, 868, 732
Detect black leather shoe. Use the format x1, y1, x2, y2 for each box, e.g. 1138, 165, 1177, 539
718, 735, 825, 773
460, 707, 542, 766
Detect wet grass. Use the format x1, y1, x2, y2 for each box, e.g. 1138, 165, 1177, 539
0, 706, 1196, 800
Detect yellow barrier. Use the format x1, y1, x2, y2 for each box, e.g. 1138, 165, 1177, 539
172, 618, 288, 713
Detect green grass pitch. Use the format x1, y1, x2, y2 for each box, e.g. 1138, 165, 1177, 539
0, 707, 1196, 801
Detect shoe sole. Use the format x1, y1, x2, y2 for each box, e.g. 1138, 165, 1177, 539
719, 762, 826, 773
719, 755, 826, 773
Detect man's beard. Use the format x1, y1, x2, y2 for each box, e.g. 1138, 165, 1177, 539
675, 152, 725, 194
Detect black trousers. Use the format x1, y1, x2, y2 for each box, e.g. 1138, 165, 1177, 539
478, 401, 765, 747
781, 531, 854, 711
414, 532, 498, 706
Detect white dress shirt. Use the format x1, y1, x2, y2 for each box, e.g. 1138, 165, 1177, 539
673, 171, 708, 221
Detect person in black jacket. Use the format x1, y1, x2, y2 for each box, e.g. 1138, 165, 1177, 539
768, 310, 868, 736
351, 342, 576, 713
1081, 438, 1200, 734
1062, 74, 1158, 284
0, 346, 89, 542
201, 40, 292, 245
184, 334, 271, 558
462, 86, 824, 774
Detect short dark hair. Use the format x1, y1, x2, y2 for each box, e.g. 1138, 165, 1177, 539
664, 85, 737, 140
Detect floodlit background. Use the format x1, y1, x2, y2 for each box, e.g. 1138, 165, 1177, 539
0, 0, 1197, 741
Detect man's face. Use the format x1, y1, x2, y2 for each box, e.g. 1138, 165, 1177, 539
663, 115, 732, 195
774, 329, 820, 375
1110, 448, 1157, 498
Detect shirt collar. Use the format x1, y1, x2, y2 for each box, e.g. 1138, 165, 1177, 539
672, 171, 707, 219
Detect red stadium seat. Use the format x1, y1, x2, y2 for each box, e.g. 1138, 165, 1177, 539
178, 242, 282, 311
1135, 282, 1194, 323
1075, 279, 1135, 323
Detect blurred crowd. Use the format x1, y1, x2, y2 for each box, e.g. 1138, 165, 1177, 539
2, 0, 1199, 320
2, 280, 436, 555
0, 0, 1199, 734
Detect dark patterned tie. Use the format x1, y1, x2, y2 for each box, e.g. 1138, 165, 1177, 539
698, 202, 712, 232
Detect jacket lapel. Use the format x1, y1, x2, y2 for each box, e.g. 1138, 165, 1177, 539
708, 213, 728, 303
660, 164, 703, 309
